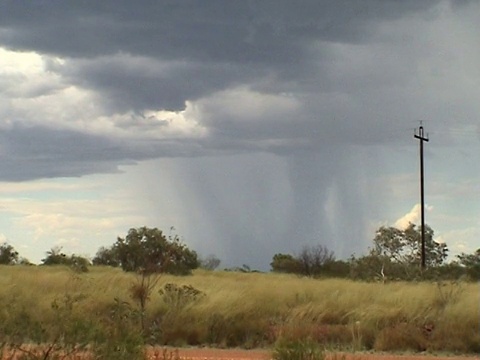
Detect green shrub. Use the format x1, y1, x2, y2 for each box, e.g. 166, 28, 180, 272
273, 338, 325, 360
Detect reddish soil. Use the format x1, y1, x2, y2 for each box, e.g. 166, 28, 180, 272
151, 348, 480, 360
2, 346, 478, 359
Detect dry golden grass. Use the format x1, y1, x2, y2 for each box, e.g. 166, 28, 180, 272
0, 266, 478, 353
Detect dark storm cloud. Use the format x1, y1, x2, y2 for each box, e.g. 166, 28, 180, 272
0, 1, 438, 58
0, 124, 204, 181
0, 0, 471, 182
1, 0, 441, 112
2, 0, 477, 267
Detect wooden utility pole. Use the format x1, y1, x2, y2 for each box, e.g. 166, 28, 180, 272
414, 125, 429, 269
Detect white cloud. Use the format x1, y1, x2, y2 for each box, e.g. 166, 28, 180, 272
394, 203, 433, 229
436, 227, 480, 258
0, 176, 149, 261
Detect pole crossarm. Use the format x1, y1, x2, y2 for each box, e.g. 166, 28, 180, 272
414, 126, 429, 142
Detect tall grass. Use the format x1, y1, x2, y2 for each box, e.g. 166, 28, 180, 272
0, 266, 478, 353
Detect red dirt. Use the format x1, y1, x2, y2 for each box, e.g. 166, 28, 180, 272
2, 346, 478, 359
152, 347, 480, 360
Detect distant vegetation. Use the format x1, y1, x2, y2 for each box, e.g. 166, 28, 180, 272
1, 224, 478, 281
271, 223, 478, 282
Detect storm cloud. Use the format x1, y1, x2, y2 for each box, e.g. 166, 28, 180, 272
0, 1, 479, 267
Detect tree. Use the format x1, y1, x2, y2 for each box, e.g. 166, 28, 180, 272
270, 245, 336, 277
456, 248, 480, 280
199, 254, 221, 271
0, 243, 19, 265
41, 246, 91, 272
373, 223, 448, 267
115, 227, 198, 275
92, 246, 120, 267
270, 253, 302, 274
298, 244, 336, 277
456, 248, 480, 267
42, 246, 69, 265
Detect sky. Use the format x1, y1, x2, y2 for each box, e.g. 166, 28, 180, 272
0, 0, 479, 269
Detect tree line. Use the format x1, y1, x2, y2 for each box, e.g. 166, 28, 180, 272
271, 223, 479, 281
0, 223, 478, 281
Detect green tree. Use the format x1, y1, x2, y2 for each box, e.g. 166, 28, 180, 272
456, 248, 480, 280
115, 227, 198, 275
352, 223, 449, 281
0, 242, 19, 265
41, 246, 90, 272
373, 223, 448, 267
92, 246, 120, 267
456, 248, 480, 267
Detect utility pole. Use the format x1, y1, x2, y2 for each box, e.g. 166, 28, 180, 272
414, 124, 429, 270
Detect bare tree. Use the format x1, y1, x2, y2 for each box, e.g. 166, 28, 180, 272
297, 244, 335, 277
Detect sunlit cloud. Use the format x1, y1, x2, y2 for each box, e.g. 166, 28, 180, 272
394, 203, 434, 230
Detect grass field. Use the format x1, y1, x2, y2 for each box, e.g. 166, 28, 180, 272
0, 265, 478, 355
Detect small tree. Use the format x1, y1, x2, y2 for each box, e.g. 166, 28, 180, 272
115, 227, 198, 275
0, 243, 19, 265
270, 245, 336, 277
297, 244, 336, 277
270, 253, 302, 274
115, 227, 199, 333
42, 246, 69, 265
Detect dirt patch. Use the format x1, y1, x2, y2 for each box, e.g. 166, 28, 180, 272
153, 348, 479, 360
2, 346, 478, 360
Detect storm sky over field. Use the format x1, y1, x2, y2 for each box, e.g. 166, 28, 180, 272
0, 1, 479, 268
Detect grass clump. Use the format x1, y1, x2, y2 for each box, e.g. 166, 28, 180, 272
273, 338, 325, 360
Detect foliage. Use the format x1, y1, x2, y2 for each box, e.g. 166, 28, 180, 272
115, 227, 199, 275
297, 245, 336, 277
159, 283, 205, 310
41, 247, 90, 273
0, 242, 19, 265
271, 245, 336, 277
350, 223, 450, 281
321, 259, 350, 278
456, 248, 480, 280
373, 223, 448, 267
4, 286, 96, 359
42, 246, 70, 266
129, 270, 162, 333
456, 248, 480, 267
92, 246, 120, 267
271, 254, 302, 274
92, 298, 145, 360
273, 338, 325, 360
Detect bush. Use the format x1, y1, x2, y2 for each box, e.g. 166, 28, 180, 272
41, 247, 90, 273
